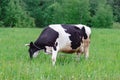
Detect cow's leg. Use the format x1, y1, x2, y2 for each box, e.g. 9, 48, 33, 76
76, 46, 84, 60
76, 52, 81, 61
84, 39, 90, 59
51, 43, 59, 66
84, 46, 89, 58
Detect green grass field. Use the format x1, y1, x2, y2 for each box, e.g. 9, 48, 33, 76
0, 28, 120, 80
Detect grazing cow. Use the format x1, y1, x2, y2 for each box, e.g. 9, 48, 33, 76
26, 24, 91, 65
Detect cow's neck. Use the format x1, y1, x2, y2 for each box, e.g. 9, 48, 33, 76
33, 42, 41, 50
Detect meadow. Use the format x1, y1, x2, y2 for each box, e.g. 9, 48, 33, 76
0, 28, 120, 80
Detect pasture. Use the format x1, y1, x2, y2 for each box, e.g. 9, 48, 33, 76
0, 28, 120, 80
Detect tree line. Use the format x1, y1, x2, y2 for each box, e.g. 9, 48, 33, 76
0, 0, 120, 28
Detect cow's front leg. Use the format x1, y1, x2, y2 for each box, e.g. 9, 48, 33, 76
51, 44, 59, 66
52, 49, 58, 66
76, 47, 83, 60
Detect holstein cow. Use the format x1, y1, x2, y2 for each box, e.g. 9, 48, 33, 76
26, 24, 91, 65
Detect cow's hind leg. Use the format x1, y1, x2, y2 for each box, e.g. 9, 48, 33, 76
84, 39, 90, 59
84, 46, 89, 59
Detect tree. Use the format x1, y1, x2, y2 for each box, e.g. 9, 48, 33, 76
30, 0, 91, 27
92, 0, 113, 28
107, 0, 120, 22
89, 0, 99, 16
0, 0, 35, 27
43, 1, 64, 25
50, 0, 91, 25
0, 0, 116, 28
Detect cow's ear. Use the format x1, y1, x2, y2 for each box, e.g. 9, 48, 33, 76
30, 42, 33, 46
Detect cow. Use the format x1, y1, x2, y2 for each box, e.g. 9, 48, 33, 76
25, 24, 91, 65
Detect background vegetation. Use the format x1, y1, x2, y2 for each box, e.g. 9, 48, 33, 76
0, 0, 120, 79
0, 0, 120, 28
0, 28, 120, 80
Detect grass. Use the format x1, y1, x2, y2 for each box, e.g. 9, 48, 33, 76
112, 22, 120, 29
0, 28, 120, 80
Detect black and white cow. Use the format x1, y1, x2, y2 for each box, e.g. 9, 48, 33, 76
26, 24, 91, 65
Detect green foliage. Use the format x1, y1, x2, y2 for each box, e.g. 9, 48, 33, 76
92, 1, 113, 28
89, 0, 99, 16
0, 0, 35, 27
23, 0, 44, 27
43, 2, 62, 25
107, 0, 120, 22
42, 0, 91, 26
0, 0, 119, 28
62, 0, 91, 25
0, 28, 120, 79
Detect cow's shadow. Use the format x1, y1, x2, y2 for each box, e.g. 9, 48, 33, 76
56, 53, 85, 66
27, 52, 85, 66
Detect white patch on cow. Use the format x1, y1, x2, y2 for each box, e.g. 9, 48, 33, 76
33, 51, 39, 58
84, 26, 91, 38
45, 46, 52, 54
49, 24, 72, 51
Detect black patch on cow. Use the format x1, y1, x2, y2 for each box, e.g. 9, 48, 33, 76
34, 27, 59, 50
61, 24, 83, 49
81, 26, 88, 39
74, 26, 80, 30
53, 42, 58, 51
28, 27, 59, 58
55, 42, 58, 46
53, 46, 56, 51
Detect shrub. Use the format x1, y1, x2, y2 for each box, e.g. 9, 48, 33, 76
92, 3, 113, 28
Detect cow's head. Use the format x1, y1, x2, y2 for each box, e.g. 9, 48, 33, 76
26, 42, 40, 59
